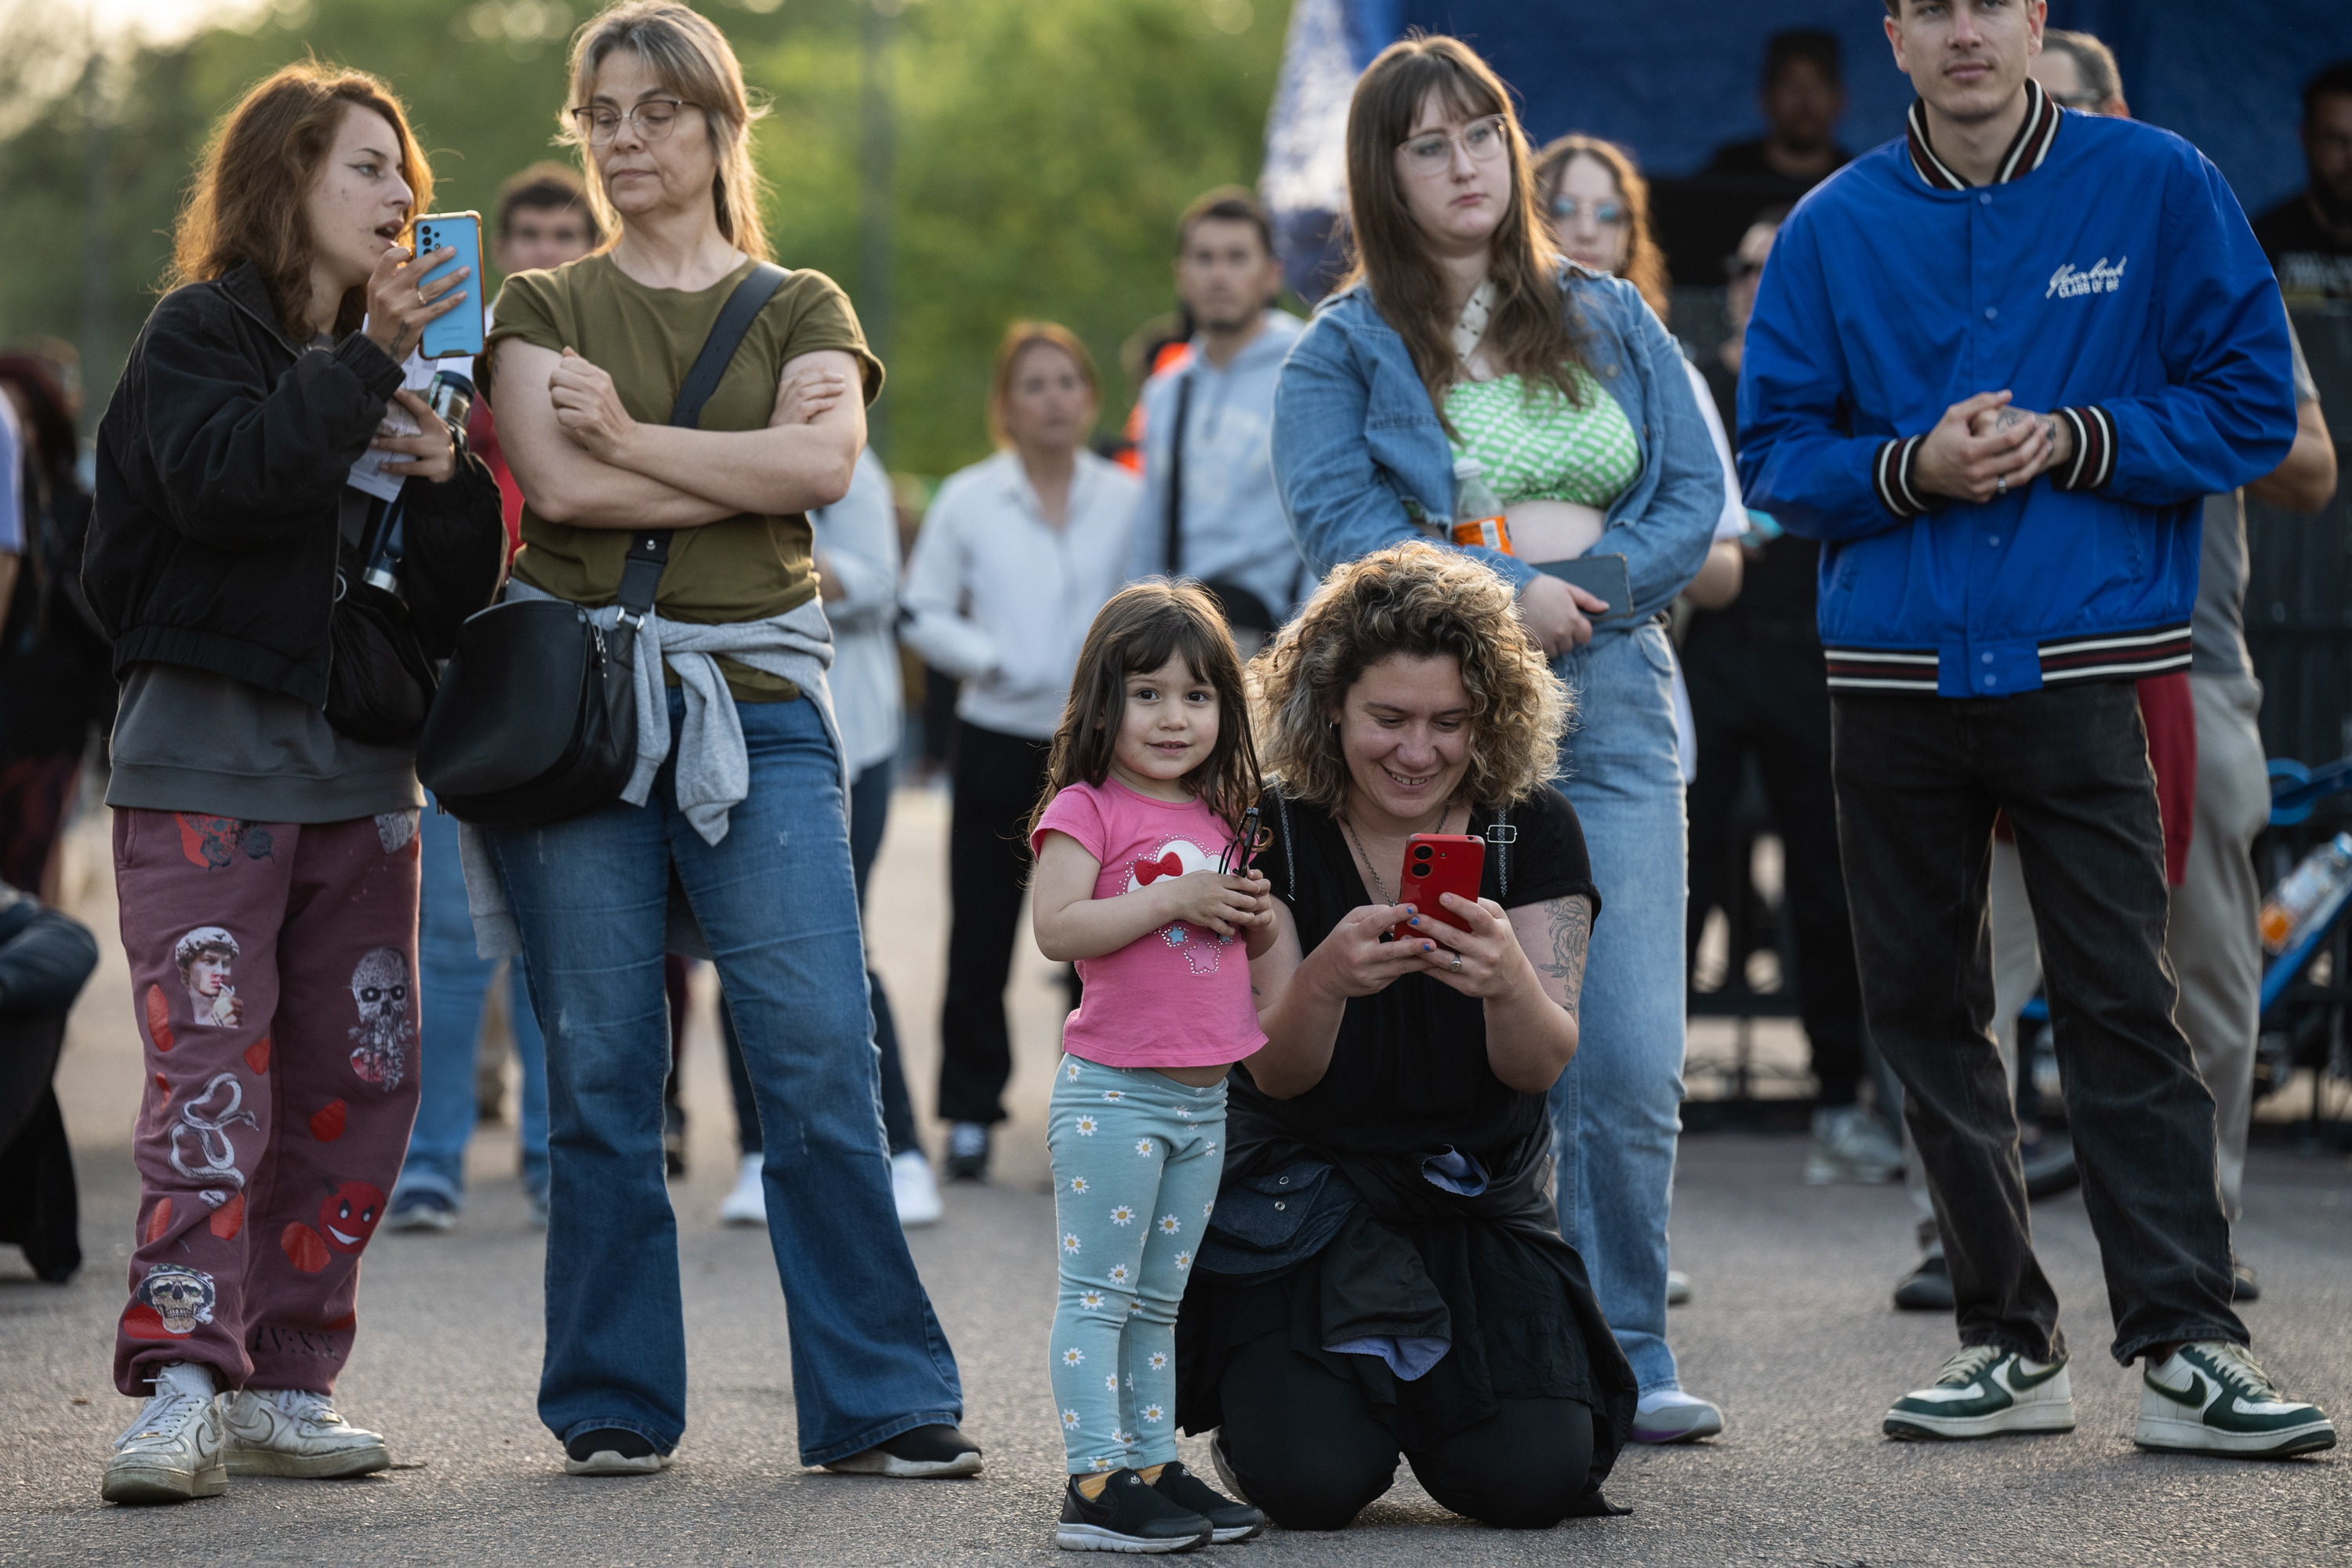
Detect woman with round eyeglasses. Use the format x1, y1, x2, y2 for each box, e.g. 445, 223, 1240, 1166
479, 0, 976, 1483
1268, 35, 1731, 1455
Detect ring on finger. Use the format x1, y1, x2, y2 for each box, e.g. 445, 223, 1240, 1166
1995, 474, 2008, 495
1449, 954, 1463, 974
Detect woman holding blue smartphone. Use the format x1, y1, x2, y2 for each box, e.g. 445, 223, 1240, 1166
1267, 35, 1729, 1448
87, 62, 504, 1505
477, 0, 975, 1483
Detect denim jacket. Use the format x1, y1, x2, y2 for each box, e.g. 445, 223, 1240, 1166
1270, 267, 1724, 630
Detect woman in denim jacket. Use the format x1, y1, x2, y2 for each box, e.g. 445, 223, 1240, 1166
1270, 35, 1727, 1443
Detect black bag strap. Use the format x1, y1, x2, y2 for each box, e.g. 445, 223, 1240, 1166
1161, 367, 1193, 578
619, 260, 793, 618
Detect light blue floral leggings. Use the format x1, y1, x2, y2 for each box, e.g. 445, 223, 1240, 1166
1046, 1055, 1228, 1475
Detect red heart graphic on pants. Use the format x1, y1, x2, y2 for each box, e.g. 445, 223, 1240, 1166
245, 1036, 271, 1076
121, 1302, 174, 1341
281, 1223, 329, 1274
1133, 851, 1184, 885
209, 1192, 245, 1241
310, 1100, 347, 1142
153, 1073, 169, 1105
145, 985, 173, 1053
143, 1197, 173, 1245
324, 1309, 357, 1333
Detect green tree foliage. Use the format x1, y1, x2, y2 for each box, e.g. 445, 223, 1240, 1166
0, 0, 1284, 477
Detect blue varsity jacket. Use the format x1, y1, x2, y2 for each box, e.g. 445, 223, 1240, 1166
1737, 80, 2296, 698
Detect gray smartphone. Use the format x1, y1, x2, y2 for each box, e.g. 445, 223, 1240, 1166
1534, 554, 1634, 622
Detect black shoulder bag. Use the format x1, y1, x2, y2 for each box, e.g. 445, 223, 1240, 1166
1162, 365, 1301, 644
416, 262, 790, 829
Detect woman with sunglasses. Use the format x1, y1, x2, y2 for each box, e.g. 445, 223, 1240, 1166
1268, 36, 1730, 1451
479, 0, 975, 1482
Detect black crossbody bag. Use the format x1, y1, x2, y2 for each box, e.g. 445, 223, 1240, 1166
416, 262, 790, 829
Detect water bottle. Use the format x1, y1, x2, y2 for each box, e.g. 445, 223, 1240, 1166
1448, 458, 1514, 555
2258, 832, 2352, 952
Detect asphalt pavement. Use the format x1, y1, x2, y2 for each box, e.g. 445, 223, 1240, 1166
2, 789, 2347, 1566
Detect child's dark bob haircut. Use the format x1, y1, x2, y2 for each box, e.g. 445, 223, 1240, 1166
1027, 579, 1262, 844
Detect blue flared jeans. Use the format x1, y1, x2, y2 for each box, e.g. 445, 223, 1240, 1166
487, 689, 963, 1463
1546, 621, 1689, 1396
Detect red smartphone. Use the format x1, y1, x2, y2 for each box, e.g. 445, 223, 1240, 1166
1391, 833, 1486, 939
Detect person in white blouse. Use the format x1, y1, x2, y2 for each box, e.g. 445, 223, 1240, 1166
899, 322, 1140, 1181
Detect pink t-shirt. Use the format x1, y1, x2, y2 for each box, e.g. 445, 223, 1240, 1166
1029, 778, 1267, 1070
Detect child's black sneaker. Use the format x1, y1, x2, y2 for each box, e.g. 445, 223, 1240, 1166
1058, 1468, 1212, 1553
1148, 1460, 1264, 1544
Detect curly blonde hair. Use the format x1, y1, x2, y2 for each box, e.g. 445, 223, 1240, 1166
1252, 543, 1570, 813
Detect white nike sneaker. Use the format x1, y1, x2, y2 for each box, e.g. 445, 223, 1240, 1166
1883, 1345, 2074, 1440
103, 1363, 227, 1504
220, 1387, 391, 1478
892, 1149, 943, 1227
720, 1152, 767, 1227
2136, 1341, 2336, 1457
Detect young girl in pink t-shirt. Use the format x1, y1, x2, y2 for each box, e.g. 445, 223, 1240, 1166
1027, 581, 1274, 1552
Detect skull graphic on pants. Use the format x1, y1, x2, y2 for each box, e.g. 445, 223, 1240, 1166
347, 946, 414, 1090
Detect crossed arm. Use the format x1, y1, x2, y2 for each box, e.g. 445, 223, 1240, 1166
488, 339, 866, 528
1244, 891, 1589, 1099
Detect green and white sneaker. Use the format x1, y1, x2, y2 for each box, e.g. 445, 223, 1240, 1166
2135, 1342, 2336, 1457
1883, 1345, 2074, 1440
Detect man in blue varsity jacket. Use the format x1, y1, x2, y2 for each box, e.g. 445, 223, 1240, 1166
1740, 0, 2335, 1458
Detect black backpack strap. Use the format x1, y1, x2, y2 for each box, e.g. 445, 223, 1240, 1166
1484, 804, 1518, 902
1161, 368, 1193, 578
619, 261, 793, 619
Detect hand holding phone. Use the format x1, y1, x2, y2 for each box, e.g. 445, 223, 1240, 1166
1391, 833, 1486, 940
412, 212, 486, 361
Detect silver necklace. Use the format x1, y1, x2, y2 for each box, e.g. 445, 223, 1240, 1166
1340, 804, 1449, 905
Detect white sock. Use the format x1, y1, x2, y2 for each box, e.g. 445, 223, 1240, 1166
153, 1362, 216, 1403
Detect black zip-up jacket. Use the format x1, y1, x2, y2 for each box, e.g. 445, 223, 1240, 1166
89, 261, 502, 707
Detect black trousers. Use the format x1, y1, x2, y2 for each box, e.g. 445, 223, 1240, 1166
937, 722, 1054, 1126
1217, 1334, 1596, 1533
1831, 682, 2245, 1365
1684, 633, 1867, 1102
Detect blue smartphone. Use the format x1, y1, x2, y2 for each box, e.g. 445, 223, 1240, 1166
412, 212, 485, 360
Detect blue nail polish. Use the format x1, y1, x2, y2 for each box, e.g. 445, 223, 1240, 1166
1409, 917, 1420, 926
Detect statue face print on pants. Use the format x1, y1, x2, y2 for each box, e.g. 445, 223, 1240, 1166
347, 946, 413, 1090
173, 926, 242, 1029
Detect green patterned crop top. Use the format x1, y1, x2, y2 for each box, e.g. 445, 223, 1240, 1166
1443, 367, 1641, 510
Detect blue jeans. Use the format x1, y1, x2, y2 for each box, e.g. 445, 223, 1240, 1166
1546, 622, 1688, 1396
395, 796, 548, 1207
488, 691, 964, 1462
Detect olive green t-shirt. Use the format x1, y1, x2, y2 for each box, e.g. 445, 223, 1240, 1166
486, 254, 882, 699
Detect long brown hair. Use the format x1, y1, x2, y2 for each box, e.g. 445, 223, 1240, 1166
1028, 581, 1262, 844
562, 2, 771, 260
1533, 134, 1670, 320
169, 63, 432, 341
1341, 35, 1587, 421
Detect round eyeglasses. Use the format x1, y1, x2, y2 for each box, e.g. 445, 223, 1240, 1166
1551, 197, 1627, 227
569, 98, 699, 147
1396, 114, 1511, 177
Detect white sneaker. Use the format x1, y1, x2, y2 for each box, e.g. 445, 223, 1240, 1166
1883, 1345, 2074, 1440
1665, 1269, 1693, 1307
103, 1363, 227, 1504
892, 1149, 943, 1227
1805, 1105, 1904, 1185
1632, 1388, 1724, 1443
2136, 1341, 2336, 1457
220, 1388, 392, 1478
720, 1152, 767, 1227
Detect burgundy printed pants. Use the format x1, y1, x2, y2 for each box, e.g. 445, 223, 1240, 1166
112, 808, 421, 1396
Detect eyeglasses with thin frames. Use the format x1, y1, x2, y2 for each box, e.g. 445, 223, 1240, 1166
569, 97, 699, 147
1551, 196, 1627, 227
1396, 114, 1511, 177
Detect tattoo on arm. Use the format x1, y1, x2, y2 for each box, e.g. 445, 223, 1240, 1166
1540, 896, 1592, 1022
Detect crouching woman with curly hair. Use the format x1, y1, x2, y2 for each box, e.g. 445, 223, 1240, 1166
1173, 541, 1637, 1531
